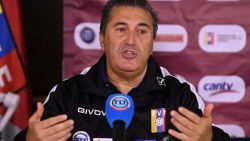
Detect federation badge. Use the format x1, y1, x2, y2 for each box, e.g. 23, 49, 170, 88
72, 131, 90, 141
151, 108, 166, 133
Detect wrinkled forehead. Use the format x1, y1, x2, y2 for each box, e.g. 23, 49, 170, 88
108, 6, 153, 26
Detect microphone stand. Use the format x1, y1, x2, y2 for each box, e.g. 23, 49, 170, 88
113, 120, 126, 141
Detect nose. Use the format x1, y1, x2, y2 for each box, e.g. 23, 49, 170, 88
125, 29, 136, 45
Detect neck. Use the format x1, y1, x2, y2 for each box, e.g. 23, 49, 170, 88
107, 67, 147, 94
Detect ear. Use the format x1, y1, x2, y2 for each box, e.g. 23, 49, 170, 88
99, 33, 105, 51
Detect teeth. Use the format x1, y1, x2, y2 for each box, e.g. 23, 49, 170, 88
124, 50, 134, 54
126, 51, 133, 54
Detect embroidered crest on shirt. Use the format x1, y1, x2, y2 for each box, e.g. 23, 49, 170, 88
151, 108, 166, 133
156, 77, 166, 86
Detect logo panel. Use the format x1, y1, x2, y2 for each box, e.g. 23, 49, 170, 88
199, 25, 246, 52
216, 124, 245, 138
153, 24, 187, 52
198, 76, 245, 103
74, 22, 100, 50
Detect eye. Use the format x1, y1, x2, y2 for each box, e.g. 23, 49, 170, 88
116, 27, 126, 32
137, 29, 147, 34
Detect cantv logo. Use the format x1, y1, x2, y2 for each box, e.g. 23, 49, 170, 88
198, 76, 245, 103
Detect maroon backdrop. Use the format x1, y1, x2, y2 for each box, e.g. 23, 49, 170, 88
63, 0, 250, 138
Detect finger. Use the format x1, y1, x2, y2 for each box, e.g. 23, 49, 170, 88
171, 110, 196, 130
168, 129, 189, 141
40, 114, 68, 128
178, 107, 201, 124
45, 119, 74, 136
204, 103, 214, 117
29, 102, 44, 123
171, 118, 193, 136
47, 124, 73, 141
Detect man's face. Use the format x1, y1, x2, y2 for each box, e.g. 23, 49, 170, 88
100, 6, 154, 75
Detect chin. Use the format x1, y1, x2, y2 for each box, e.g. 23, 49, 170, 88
119, 65, 138, 72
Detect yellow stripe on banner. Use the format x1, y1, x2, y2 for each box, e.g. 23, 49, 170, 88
151, 109, 157, 133
0, 3, 2, 14
204, 33, 208, 45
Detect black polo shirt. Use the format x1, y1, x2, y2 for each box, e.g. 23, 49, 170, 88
14, 55, 230, 141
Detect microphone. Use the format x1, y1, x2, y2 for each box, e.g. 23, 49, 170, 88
105, 93, 134, 141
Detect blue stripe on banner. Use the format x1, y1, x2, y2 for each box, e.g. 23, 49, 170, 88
0, 9, 15, 58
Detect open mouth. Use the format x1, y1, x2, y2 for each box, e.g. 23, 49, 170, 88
121, 48, 138, 59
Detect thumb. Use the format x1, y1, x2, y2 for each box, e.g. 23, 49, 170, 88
204, 103, 214, 117
29, 102, 44, 123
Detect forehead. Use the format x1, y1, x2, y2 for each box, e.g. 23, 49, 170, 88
108, 6, 153, 26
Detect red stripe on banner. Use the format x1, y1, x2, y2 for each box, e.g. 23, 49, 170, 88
11, 88, 33, 129
0, 50, 27, 93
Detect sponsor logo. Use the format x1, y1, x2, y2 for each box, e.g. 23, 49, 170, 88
198, 76, 245, 103
151, 108, 166, 133
72, 131, 90, 141
156, 77, 166, 86
80, 27, 95, 43
204, 32, 215, 45
110, 96, 130, 111
199, 25, 246, 52
77, 107, 106, 116
153, 24, 187, 52
74, 22, 100, 50
216, 124, 245, 138
93, 138, 112, 141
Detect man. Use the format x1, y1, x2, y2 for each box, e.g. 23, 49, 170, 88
15, 0, 230, 140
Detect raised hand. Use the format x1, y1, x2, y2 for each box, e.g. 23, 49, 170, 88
26, 102, 74, 141
168, 103, 214, 141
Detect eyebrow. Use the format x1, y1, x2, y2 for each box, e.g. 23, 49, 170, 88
114, 22, 150, 28
114, 22, 127, 27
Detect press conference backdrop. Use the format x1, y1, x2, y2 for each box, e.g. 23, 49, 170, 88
63, 0, 250, 138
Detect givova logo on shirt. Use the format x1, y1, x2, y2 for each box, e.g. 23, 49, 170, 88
198, 75, 245, 103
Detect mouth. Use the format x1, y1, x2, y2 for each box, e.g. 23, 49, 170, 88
121, 47, 138, 59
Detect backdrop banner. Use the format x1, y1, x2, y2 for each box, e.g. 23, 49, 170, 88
63, 0, 250, 138
0, 0, 32, 140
